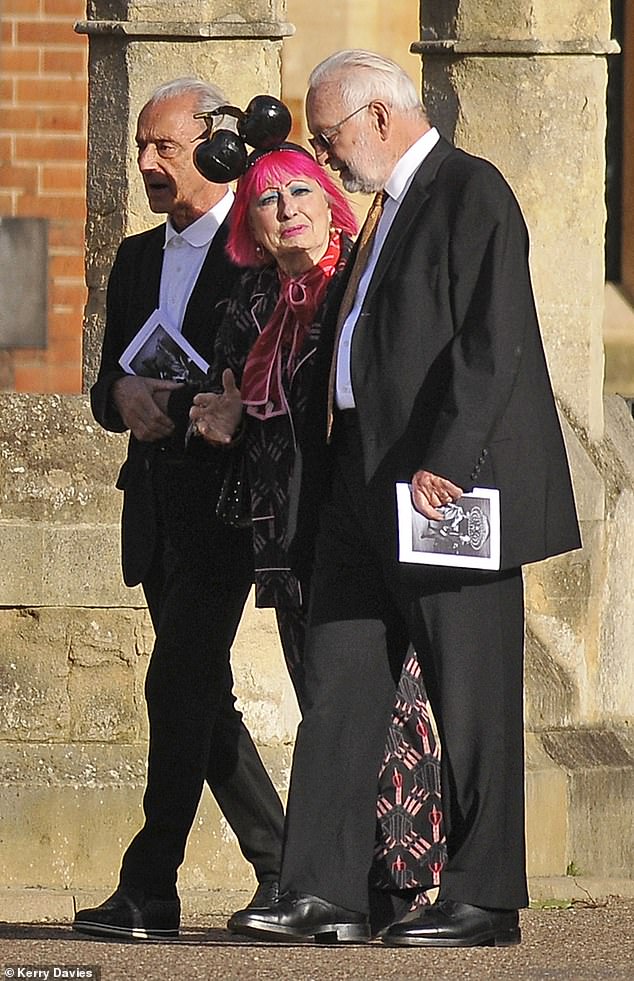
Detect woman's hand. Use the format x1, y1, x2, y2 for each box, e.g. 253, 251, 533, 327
189, 369, 243, 446
411, 469, 463, 520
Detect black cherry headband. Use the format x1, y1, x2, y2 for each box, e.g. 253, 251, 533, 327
194, 95, 309, 183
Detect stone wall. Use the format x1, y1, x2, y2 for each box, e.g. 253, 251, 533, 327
0, 393, 299, 891
1, 393, 632, 891
1, 0, 299, 894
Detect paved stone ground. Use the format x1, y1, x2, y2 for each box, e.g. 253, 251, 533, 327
0, 891, 632, 981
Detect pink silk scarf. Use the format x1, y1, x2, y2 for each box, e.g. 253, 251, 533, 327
241, 231, 342, 420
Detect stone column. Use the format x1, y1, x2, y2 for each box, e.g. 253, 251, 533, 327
414, 2, 616, 442
0, 2, 298, 894
75, 1, 294, 388
411, 3, 634, 890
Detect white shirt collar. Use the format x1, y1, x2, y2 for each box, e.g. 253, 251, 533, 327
384, 126, 440, 204
164, 189, 234, 248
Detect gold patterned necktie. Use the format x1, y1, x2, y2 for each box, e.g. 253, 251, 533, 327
326, 189, 386, 440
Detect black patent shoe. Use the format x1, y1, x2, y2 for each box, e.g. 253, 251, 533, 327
73, 887, 180, 941
229, 890, 371, 943
382, 899, 520, 948
227, 880, 279, 931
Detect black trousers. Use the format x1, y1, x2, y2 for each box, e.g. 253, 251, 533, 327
119, 458, 285, 896
280, 416, 528, 913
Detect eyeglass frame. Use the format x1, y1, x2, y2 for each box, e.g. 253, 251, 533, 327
308, 103, 372, 154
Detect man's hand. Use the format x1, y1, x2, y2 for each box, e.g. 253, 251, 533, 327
111, 375, 183, 442
411, 469, 464, 520
190, 369, 243, 446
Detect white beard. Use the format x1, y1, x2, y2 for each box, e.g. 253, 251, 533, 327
338, 133, 385, 194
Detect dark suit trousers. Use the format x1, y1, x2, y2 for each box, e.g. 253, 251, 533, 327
280, 413, 529, 912
119, 456, 284, 896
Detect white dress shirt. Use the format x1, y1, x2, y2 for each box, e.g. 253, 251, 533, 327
159, 190, 234, 331
335, 127, 440, 409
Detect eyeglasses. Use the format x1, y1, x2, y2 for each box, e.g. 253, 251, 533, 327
309, 103, 372, 154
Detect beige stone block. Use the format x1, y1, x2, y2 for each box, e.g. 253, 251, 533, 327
602, 395, 634, 485
0, 742, 148, 790
605, 341, 634, 397
525, 733, 569, 877
603, 288, 634, 394
41, 524, 143, 608
599, 491, 634, 720
0, 522, 44, 605
540, 728, 634, 877
0, 785, 146, 890
67, 609, 151, 742
68, 661, 143, 743
526, 550, 593, 628
0, 743, 146, 889
0, 393, 127, 525
0, 609, 72, 741
0, 519, 140, 609
126, 0, 288, 24
528, 875, 634, 902
0, 890, 76, 923
569, 769, 634, 878
525, 622, 580, 730
0, 608, 150, 743
125, 38, 284, 125
67, 608, 154, 668
524, 515, 608, 728
446, 0, 611, 42
559, 415, 605, 524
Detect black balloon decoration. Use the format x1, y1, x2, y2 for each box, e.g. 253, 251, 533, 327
238, 95, 292, 149
194, 95, 293, 183
193, 129, 248, 184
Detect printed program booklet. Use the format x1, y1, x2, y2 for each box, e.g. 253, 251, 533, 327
119, 309, 209, 382
396, 483, 501, 570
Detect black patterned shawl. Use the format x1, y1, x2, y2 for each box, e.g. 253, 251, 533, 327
211, 236, 352, 609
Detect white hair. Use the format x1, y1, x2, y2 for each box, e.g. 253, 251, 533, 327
308, 49, 425, 118
144, 77, 228, 117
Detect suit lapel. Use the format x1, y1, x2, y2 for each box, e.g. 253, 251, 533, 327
134, 226, 164, 333
364, 137, 455, 301
181, 225, 224, 339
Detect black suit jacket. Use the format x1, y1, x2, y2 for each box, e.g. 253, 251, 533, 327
90, 220, 244, 586
297, 137, 581, 574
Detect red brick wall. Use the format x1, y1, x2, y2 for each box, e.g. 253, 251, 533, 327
0, 0, 87, 392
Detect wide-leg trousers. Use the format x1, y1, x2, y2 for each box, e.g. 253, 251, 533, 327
279, 418, 528, 913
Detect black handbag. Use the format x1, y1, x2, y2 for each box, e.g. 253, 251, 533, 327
215, 448, 252, 528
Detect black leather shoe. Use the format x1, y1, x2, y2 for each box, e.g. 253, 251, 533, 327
247, 879, 280, 908
227, 880, 279, 931
229, 890, 371, 943
382, 899, 520, 947
73, 887, 180, 941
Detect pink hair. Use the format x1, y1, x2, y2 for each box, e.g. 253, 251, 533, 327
227, 148, 359, 267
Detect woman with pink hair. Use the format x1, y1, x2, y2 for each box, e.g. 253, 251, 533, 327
190, 142, 445, 933
193, 143, 359, 689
